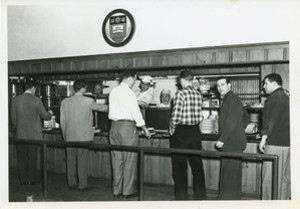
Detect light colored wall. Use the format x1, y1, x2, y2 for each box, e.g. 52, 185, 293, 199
7, 0, 297, 61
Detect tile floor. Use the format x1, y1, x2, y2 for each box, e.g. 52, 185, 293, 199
8, 168, 259, 202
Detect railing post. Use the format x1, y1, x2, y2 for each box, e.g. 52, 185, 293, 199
138, 149, 144, 201
272, 156, 279, 200
42, 142, 47, 199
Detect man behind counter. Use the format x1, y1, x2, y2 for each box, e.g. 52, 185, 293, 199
159, 89, 172, 108
136, 75, 154, 108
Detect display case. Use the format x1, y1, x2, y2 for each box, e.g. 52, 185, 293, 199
197, 73, 262, 135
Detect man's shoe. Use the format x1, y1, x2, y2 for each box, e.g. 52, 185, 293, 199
28, 181, 40, 185
123, 193, 138, 199
78, 187, 92, 192
68, 185, 77, 190
113, 194, 123, 199
20, 181, 28, 185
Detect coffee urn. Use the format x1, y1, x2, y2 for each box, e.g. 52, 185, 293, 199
10, 79, 24, 98
41, 83, 56, 110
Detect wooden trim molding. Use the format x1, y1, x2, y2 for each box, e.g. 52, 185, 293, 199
8, 41, 289, 76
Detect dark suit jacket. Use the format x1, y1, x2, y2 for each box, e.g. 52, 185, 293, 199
10, 93, 51, 140
219, 91, 248, 151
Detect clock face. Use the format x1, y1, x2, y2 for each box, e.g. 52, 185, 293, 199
102, 9, 135, 47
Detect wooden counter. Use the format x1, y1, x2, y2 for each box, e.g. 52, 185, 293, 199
9, 130, 262, 195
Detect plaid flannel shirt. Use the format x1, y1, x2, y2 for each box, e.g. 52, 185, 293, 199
169, 85, 203, 135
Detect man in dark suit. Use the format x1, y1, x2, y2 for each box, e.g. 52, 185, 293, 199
215, 77, 249, 200
10, 77, 52, 185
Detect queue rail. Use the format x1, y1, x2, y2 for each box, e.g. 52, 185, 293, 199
9, 138, 279, 200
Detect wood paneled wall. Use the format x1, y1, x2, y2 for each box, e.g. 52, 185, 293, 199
8, 42, 289, 81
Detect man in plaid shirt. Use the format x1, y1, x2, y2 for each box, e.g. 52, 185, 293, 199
169, 69, 206, 200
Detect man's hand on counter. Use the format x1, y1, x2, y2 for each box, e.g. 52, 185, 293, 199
215, 140, 224, 149
141, 126, 151, 139
259, 135, 267, 153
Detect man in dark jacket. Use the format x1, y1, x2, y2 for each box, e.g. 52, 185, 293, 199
259, 73, 290, 199
10, 77, 52, 185
215, 77, 249, 200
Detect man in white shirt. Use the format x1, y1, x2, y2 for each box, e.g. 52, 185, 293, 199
108, 69, 151, 199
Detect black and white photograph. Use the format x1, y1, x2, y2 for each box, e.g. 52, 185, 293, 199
1, 0, 300, 209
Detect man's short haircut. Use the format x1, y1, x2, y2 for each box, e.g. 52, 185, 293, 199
217, 76, 231, 84
73, 79, 87, 92
179, 69, 193, 81
264, 73, 283, 86
24, 77, 38, 90
120, 69, 137, 81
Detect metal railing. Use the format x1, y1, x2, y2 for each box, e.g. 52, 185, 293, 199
9, 138, 279, 200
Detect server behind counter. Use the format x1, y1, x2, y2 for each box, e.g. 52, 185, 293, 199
144, 88, 172, 130
136, 75, 154, 108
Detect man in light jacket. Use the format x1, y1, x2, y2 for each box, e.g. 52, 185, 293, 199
60, 79, 108, 192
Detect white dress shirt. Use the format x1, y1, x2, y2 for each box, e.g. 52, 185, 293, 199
109, 82, 145, 127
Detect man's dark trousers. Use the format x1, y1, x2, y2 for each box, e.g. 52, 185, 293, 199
218, 145, 243, 200
170, 125, 206, 200
16, 144, 39, 184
